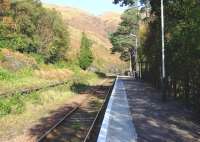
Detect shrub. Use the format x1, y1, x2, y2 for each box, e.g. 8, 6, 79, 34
8, 94, 25, 114
0, 100, 11, 116
0, 92, 43, 117
0, 68, 14, 81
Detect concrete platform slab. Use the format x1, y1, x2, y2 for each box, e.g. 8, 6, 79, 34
97, 76, 137, 142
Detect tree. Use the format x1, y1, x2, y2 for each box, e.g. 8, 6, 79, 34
136, 0, 200, 110
113, 0, 149, 6
114, 0, 200, 111
79, 33, 93, 70
0, 0, 69, 63
113, 0, 136, 6
110, 8, 139, 61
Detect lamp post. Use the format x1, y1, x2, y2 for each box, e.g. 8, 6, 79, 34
161, 0, 166, 101
129, 50, 132, 76
129, 51, 132, 76
128, 5, 140, 78
130, 34, 138, 78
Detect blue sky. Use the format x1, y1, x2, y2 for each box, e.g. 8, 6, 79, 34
41, 0, 128, 15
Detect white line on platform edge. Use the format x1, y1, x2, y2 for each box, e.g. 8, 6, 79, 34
97, 76, 119, 142
97, 76, 137, 142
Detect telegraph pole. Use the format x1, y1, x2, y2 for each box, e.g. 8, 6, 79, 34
161, 0, 166, 101
129, 51, 132, 76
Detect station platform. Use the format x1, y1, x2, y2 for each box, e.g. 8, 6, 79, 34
97, 76, 200, 142
97, 76, 137, 142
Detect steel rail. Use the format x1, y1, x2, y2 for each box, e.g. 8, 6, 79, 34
37, 104, 80, 142
37, 79, 110, 142
0, 81, 69, 98
83, 78, 116, 142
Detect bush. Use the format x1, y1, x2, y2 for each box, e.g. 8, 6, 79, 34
0, 69, 15, 81
0, 100, 11, 116
0, 92, 43, 117
0, 94, 25, 116
8, 94, 25, 114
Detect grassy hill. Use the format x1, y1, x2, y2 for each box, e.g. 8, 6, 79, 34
45, 5, 127, 73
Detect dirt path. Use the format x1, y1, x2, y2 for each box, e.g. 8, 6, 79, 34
122, 79, 200, 142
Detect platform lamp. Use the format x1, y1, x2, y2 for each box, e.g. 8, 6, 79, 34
161, 0, 166, 101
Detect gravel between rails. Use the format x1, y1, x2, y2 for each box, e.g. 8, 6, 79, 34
37, 79, 113, 142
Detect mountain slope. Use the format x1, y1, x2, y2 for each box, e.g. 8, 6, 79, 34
100, 12, 121, 34
45, 5, 126, 72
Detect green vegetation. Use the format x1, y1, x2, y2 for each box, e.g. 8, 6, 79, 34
113, 0, 136, 6
142, 0, 200, 108
0, 1, 115, 140
0, 2, 113, 138
0, 70, 100, 117
114, 0, 200, 112
0, 68, 15, 80
0, 67, 31, 82
71, 122, 82, 130
0, 94, 25, 116
0, 0, 69, 63
0, 0, 72, 94
0, 67, 54, 93
113, 0, 147, 6
110, 8, 139, 61
79, 33, 94, 70
0, 91, 42, 118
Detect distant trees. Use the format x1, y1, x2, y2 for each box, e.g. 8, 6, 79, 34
113, 0, 149, 6
0, 0, 69, 63
113, 0, 136, 6
79, 33, 93, 70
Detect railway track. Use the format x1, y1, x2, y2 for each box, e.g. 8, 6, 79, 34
37, 79, 114, 142
0, 81, 69, 98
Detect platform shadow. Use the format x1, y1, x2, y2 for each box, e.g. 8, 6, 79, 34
123, 80, 200, 142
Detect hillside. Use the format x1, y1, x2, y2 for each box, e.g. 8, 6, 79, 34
45, 5, 126, 72
100, 12, 121, 34
0, 1, 126, 141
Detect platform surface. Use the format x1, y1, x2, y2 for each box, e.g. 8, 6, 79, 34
97, 76, 137, 142
121, 77, 200, 142
97, 76, 200, 142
